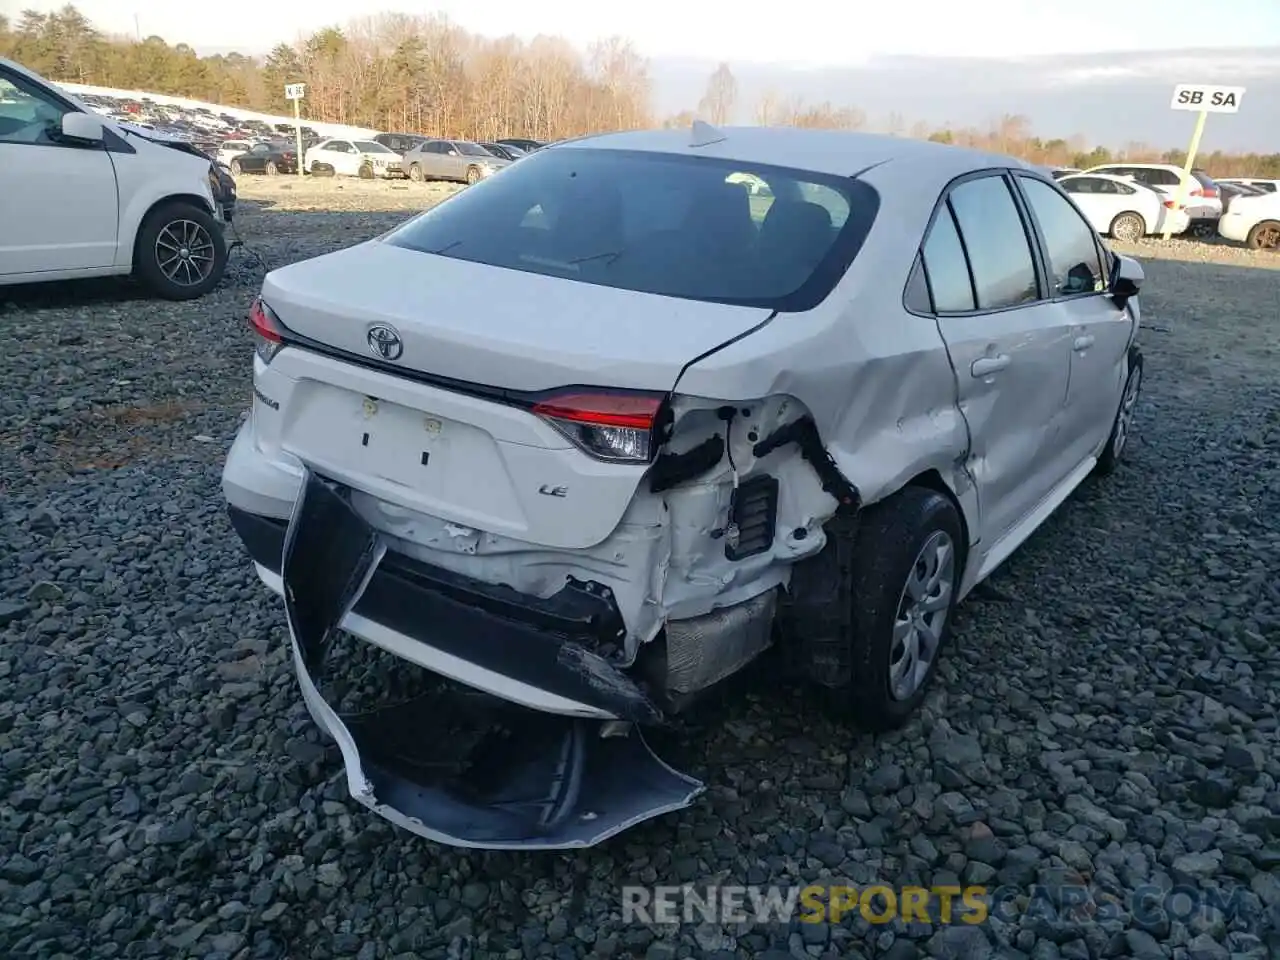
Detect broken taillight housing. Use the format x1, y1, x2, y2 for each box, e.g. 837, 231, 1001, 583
532, 391, 663, 463
249, 296, 286, 364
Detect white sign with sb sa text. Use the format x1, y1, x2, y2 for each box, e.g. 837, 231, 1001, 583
284, 83, 306, 100
1170, 84, 1245, 113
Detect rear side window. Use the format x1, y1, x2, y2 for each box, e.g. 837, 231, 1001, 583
1018, 177, 1105, 296
921, 205, 974, 312
384, 147, 880, 311
946, 176, 1039, 310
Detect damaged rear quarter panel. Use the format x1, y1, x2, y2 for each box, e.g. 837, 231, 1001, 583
671, 239, 974, 535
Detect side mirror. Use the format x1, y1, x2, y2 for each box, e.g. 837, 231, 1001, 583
60, 112, 104, 143
1111, 253, 1144, 305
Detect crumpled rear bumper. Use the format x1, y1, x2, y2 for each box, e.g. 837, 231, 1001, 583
239, 468, 705, 849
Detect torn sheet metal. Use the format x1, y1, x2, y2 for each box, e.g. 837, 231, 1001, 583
279, 469, 704, 849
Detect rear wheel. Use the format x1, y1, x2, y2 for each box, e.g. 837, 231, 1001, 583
1246, 220, 1280, 250
133, 202, 227, 301
229, 159, 241, 176
265, 160, 278, 176
358, 163, 374, 180
465, 165, 482, 185
1109, 212, 1145, 242
408, 163, 423, 182
840, 487, 964, 731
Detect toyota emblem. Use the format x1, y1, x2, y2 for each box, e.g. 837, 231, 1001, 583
366, 323, 403, 361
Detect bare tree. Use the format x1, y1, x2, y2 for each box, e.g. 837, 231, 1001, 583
755, 89, 779, 126
697, 62, 737, 125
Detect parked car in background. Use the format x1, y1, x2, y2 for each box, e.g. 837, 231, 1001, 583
401, 138, 511, 183
373, 132, 427, 155
217, 138, 255, 165
228, 140, 297, 176
479, 141, 527, 162
222, 126, 1146, 849
496, 137, 545, 153
1217, 190, 1280, 250
1057, 173, 1188, 241
303, 138, 404, 179
1049, 167, 1080, 179
0, 56, 228, 299
1083, 163, 1223, 238
1216, 177, 1279, 194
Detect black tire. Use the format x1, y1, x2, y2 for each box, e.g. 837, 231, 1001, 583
229, 159, 241, 176
358, 163, 374, 180
1246, 220, 1280, 250
265, 160, 278, 176
408, 163, 423, 182
133, 202, 227, 301
1095, 351, 1143, 476
841, 487, 965, 731
1109, 212, 1145, 243
465, 165, 482, 185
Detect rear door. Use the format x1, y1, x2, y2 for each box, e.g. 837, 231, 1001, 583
1013, 174, 1134, 467
1059, 176, 1123, 234
921, 171, 1075, 543
0, 67, 120, 276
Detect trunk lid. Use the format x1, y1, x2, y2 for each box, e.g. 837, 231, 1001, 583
260, 240, 774, 393
254, 242, 773, 550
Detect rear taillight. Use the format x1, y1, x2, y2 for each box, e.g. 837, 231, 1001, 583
249, 296, 286, 364
1163, 199, 1176, 209
531, 391, 663, 463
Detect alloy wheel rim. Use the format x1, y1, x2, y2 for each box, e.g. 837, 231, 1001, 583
889, 530, 956, 701
155, 220, 215, 286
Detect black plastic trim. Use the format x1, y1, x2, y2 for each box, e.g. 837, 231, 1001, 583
228, 504, 661, 723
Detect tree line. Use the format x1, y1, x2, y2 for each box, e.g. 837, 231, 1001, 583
3, 5, 1278, 177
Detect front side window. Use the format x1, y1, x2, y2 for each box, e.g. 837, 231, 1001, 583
1018, 177, 1105, 296
946, 175, 1040, 310
0, 73, 71, 144
384, 147, 879, 310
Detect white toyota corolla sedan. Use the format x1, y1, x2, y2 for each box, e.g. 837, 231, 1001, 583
220, 124, 1147, 849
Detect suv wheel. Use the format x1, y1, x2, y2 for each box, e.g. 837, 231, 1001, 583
841, 487, 964, 731
134, 202, 227, 301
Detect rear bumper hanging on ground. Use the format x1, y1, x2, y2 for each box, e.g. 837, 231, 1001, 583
232, 469, 704, 849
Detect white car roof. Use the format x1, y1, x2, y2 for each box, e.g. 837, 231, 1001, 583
551, 126, 1032, 182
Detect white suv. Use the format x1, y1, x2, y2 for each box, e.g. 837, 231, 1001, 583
0, 58, 229, 300
222, 127, 1147, 849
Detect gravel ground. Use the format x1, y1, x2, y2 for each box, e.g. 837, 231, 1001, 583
1, 178, 1278, 960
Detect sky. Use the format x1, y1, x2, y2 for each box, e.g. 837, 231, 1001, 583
15, 0, 1280, 63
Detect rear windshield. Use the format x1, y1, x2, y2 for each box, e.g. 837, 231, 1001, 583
457, 141, 493, 157
383, 146, 879, 310
354, 141, 396, 153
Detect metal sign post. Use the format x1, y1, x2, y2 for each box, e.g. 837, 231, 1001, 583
285, 83, 306, 178
1162, 83, 1245, 241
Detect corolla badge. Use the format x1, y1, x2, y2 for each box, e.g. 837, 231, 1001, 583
366, 323, 403, 361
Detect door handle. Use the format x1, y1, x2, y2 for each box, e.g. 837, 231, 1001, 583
1073, 334, 1095, 351
971, 355, 1011, 377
